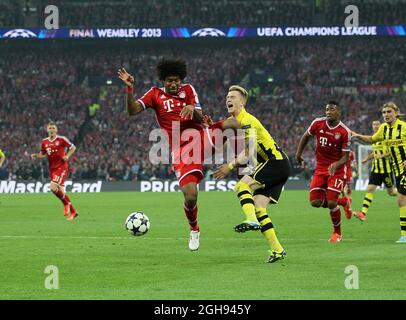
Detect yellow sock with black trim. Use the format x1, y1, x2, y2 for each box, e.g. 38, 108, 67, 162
255, 208, 284, 253
400, 206, 406, 236
235, 181, 257, 222
361, 192, 374, 215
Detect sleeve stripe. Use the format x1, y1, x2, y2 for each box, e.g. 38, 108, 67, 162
137, 99, 146, 110
187, 84, 201, 106
60, 136, 73, 146
307, 117, 324, 135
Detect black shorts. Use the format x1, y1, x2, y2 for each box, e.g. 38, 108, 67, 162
250, 157, 291, 204
369, 171, 394, 188
395, 173, 406, 195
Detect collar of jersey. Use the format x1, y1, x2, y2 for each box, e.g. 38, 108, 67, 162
236, 108, 247, 122
47, 135, 58, 142
387, 118, 401, 128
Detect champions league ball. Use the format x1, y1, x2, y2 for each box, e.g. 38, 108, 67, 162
125, 212, 150, 236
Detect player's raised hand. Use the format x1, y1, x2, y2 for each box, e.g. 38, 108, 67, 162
30, 153, 38, 160
180, 105, 195, 119
118, 68, 135, 87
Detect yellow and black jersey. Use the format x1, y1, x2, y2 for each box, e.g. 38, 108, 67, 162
371, 141, 392, 174
0, 149, 5, 158
372, 118, 406, 176
235, 108, 285, 163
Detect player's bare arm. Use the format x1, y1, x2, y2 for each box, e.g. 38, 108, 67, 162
362, 151, 375, 164
117, 68, 144, 116
0, 155, 5, 167
295, 131, 312, 165
31, 151, 46, 160
214, 137, 254, 179
328, 151, 350, 176
63, 145, 76, 162
351, 131, 374, 144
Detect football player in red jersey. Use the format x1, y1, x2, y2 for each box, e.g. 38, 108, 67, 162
342, 150, 358, 204
31, 122, 78, 220
118, 59, 237, 251
295, 101, 352, 242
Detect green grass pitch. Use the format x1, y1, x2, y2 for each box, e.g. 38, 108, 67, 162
1, 190, 405, 300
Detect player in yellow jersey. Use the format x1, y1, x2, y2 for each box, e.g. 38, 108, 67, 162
354, 120, 397, 221
352, 102, 406, 243
0, 149, 5, 168
214, 85, 291, 263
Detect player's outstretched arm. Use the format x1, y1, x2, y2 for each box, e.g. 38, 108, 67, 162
295, 132, 311, 165
362, 151, 374, 164
214, 137, 254, 179
31, 152, 46, 160
117, 68, 144, 116
0, 153, 5, 167
352, 131, 374, 144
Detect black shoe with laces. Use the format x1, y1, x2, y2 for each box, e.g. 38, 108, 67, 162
266, 250, 287, 263
234, 221, 261, 233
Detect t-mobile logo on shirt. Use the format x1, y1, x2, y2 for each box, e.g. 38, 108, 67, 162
163, 99, 174, 112
320, 136, 328, 146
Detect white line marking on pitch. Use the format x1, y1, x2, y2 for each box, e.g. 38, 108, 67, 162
0, 235, 391, 242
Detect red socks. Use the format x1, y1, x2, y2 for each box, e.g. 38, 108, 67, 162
184, 203, 199, 231
53, 187, 71, 205
330, 207, 341, 234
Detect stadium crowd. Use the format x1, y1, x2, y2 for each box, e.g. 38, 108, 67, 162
1, 38, 406, 181
1, 0, 406, 28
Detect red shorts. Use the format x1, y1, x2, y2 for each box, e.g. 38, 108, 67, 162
50, 167, 69, 187
309, 172, 346, 202
173, 122, 224, 187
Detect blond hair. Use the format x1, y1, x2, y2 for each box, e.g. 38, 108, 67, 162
228, 85, 248, 104
382, 102, 403, 119
47, 121, 57, 128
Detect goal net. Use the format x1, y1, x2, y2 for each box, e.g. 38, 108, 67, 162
355, 143, 372, 191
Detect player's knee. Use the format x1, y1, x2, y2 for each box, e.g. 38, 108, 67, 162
184, 191, 198, 207
50, 183, 58, 192
367, 186, 376, 193
327, 200, 338, 209
310, 200, 323, 208
388, 188, 397, 196
235, 181, 250, 194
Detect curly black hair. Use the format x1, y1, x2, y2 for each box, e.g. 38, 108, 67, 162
156, 58, 187, 81
328, 100, 340, 108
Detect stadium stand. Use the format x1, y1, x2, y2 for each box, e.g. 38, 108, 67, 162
1, 37, 406, 181
1, 0, 406, 28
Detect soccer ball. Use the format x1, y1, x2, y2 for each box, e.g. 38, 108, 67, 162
125, 212, 150, 236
